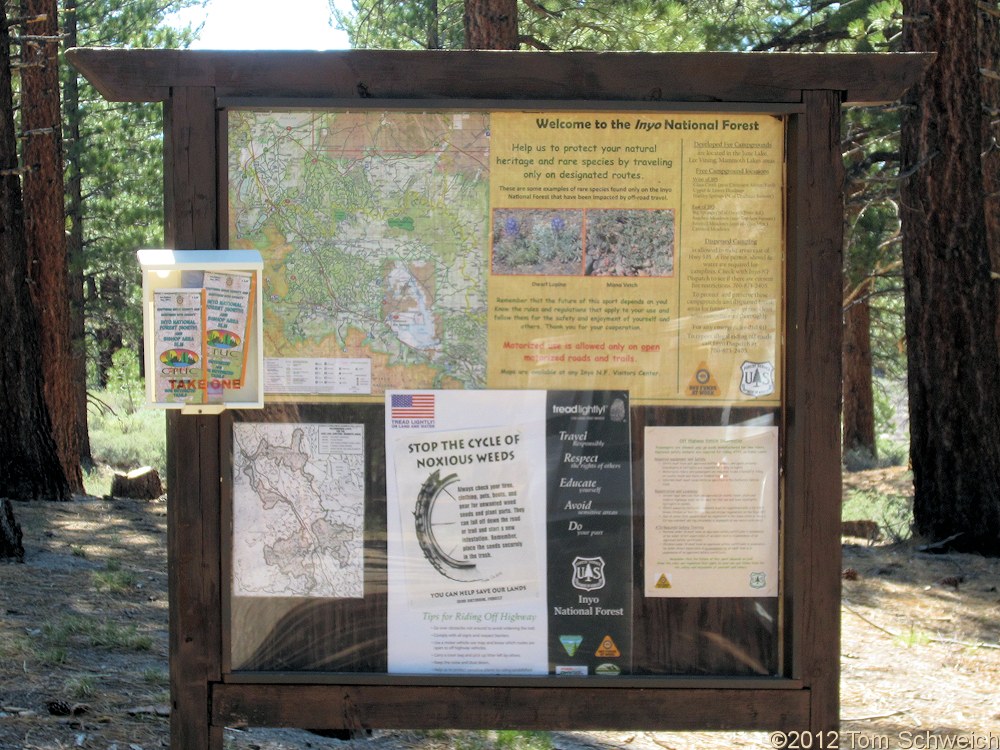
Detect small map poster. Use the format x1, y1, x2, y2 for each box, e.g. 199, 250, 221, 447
228, 110, 490, 397
231, 422, 365, 598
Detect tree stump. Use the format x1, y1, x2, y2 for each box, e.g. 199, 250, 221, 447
110, 467, 163, 500
0, 498, 24, 561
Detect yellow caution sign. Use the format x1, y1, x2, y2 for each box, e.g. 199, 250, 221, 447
594, 635, 621, 658
655, 573, 672, 589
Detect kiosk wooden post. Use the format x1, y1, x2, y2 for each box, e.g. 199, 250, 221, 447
68, 49, 930, 749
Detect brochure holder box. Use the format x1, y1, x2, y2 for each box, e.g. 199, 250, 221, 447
138, 248, 264, 413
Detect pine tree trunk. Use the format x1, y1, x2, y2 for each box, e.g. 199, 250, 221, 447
978, 0, 1000, 343
842, 294, 876, 460
464, 0, 518, 49
979, 1, 1000, 256
62, 0, 93, 467
427, 0, 440, 49
900, 0, 1000, 554
1, 2, 70, 516
20, 0, 84, 493
1, 498, 25, 561
96, 275, 124, 387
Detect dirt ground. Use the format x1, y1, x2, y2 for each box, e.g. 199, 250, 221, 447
1, 467, 999, 750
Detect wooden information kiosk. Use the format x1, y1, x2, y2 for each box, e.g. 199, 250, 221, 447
68, 48, 930, 749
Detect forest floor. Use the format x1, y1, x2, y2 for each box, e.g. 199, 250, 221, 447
1, 467, 999, 750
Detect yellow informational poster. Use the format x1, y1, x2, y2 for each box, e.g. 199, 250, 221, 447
487, 112, 784, 405
229, 109, 784, 405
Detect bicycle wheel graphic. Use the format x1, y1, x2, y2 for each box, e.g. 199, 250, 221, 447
414, 470, 487, 582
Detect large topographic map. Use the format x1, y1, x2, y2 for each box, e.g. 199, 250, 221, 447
228, 110, 490, 397
232, 423, 365, 598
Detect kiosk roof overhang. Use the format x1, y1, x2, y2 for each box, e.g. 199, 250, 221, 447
66, 48, 932, 106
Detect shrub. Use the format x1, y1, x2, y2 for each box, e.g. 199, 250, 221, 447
843, 488, 913, 543
88, 348, 166, 477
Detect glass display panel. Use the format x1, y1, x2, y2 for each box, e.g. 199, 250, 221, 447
224, 106, 786, 679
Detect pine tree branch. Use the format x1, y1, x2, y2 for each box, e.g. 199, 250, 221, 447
12, 34, 67, 42
522, 0, 560, 18
5, 13, 49, 27
518, 34, 551, 50
749, 0, 851, 51
19, 126, 58, 138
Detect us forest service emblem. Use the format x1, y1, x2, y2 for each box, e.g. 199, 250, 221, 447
740, 360, 775, 397
572, 556, 606, 591
749, 571, 767, 589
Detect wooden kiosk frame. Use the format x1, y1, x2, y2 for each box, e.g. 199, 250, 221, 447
68, 48, 930, 749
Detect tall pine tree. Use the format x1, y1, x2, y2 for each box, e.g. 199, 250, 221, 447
61, 0, 197, 460
900, 0, 1000, 554
21, 0, 83, 493
1, 0, 70, 559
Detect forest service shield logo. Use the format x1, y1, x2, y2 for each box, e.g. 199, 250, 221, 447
572, 556, 606, 591
740, 361, 775, 397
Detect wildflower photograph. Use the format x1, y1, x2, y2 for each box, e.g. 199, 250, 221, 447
491, 208, 585, 276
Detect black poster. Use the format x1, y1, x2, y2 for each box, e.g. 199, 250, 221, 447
546, 390, 632, 676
